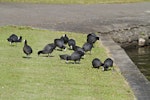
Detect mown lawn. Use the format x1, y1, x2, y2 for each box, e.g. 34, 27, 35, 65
0, 26, 134, 100
0, 0, 150, 4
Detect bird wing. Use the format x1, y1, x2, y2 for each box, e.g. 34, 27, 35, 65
24, 45, 32, 54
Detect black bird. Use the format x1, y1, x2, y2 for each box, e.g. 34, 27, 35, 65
102, 58, 113, 71
66, 51, 84, 64
23, 40, 32, 57
92, 58, 102, 69
82, 42, 93, 54
68, 39, 76, 49
87, 33, 99, 44
59, 54, 70, 60
72, 45, 85, 57
54, 38, 66, 51
7, 34, 22, 45
38, 43, 56, 57
60, 34, 69, 44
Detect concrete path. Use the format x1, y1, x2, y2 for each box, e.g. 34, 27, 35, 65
100, 33, 150, 100
0, 2, 150, 33
0, 2, 150, 100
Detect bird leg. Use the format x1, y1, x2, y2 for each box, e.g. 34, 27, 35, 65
65, 60, 69, 64
26, 54, 30, 58
102, 67, 104, 71
90, 50, 92, 55
15, 42, 18, 46
75, 60, 80, 64
10, 42, 12, 45
112, 66, 115, 72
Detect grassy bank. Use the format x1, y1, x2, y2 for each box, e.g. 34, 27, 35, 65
0, 0, 150, 4
0, 26, 134, 100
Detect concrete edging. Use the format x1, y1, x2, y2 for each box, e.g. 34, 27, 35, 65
99, 33, 150, 100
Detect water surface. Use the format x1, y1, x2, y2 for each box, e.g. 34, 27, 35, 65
125, 46, 150, 81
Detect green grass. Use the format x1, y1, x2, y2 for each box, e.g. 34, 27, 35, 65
0, 0, 150, 4
0, 26, 134, 100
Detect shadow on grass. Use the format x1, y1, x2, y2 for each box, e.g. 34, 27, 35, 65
65, 61, 81, 64
56, 49, 64, 51
22, 56, 32, 59
9, 44, 17, 47
38, 55, 55, 57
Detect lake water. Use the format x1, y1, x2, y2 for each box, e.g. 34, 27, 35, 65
125, 46, 150, 81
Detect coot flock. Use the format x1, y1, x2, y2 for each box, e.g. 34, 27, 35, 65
7, 33, 113, 71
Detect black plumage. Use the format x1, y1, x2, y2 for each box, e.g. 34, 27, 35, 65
7, 34, 22, 45
66, 51, 84, 64
82, 42, 93, 54
54, 38, 66, 51
68, 39, 76, 49
92, 58, 102, 69
102, 58, 113, 71
72, 45, 85, 57
23, 40, 32, 56
72, 45, 81, 51
59, 54, 70, 60
38, 43, 56, 57
60, 34, 69, 44
87, 33, 99, 44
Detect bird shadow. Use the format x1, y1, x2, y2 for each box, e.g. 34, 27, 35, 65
65, 62, 80, 64
39, 55, 54, 58
68, 48, 73, 50
56, 49, 63, 51
9, 44, 17, 47
85, 52, 92, 55
22, 56, 32, 59
81, 57, 84, 59
102, 68, 112, 72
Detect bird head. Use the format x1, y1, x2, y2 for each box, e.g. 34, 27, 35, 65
102, 64, 109, 71
19, 36, 22, 41
24, 40, 27, 44
37, 51, 42, 55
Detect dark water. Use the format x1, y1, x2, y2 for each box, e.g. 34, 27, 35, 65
125, 46, 150, 81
